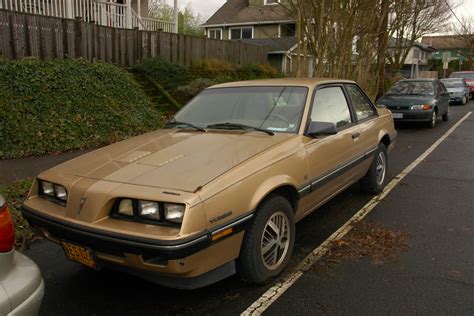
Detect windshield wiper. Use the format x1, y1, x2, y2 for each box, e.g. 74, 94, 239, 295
206, 122, 274, 136
164, 121, 206, 132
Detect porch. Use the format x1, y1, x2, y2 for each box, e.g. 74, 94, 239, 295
0, 0, 177, 32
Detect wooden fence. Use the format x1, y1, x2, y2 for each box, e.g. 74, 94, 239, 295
0, 9, 269, 67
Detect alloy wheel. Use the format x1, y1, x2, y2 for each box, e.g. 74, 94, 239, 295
260, 211, 291, 271
375, 151, 386, 186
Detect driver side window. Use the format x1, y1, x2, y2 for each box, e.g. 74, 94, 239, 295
311, 87, 352, 128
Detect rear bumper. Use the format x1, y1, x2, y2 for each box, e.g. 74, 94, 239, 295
0, 251, 44, 316
21, 205, 251, 289
8, 279, 44, 316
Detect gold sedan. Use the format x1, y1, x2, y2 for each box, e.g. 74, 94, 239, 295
22, 78, 396, 289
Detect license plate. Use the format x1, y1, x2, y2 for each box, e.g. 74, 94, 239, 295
392, 113, 403, 119
61, 241, 97, 269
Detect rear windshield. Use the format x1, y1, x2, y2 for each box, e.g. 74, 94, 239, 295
451, 72, 474, 80
386, 81, 434, 96
441, 79, 464, 88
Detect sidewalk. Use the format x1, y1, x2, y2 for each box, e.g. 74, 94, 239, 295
0, 150, 90, 184
265, 114, 474, 314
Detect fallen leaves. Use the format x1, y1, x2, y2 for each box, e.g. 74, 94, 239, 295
315, 220, 410, 274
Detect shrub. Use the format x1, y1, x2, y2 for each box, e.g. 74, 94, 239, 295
190, 59, 235, 80
0, 58, 162, 159
236, 64, 280, 80
132, 57, 189, 90
175, 78, 218, 103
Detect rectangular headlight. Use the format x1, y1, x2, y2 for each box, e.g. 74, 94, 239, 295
118, 199, 134, 216
54, 184, 68, 201
138, 200, 160, 221
41, 181, 55, 197
164, 203, 185, 224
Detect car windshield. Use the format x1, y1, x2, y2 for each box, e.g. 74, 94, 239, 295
441, 79, 464, 88
386, 81, 434, 96
451, 72, 474, 80
172, 86, 308, 133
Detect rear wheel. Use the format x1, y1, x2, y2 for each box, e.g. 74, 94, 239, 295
238, 195, 295, 284
442, 107, 450, 122
360, 143, 388, 194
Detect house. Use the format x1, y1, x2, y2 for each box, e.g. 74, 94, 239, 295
421, 35, 474, 65
0, 0, 177, 32
388, 38, 436, 78
202, 0, 312, 76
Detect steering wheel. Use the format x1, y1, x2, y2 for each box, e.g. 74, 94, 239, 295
265, 113, 291, 127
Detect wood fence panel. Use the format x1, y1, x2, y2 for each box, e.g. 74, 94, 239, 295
0, 9, 268, 67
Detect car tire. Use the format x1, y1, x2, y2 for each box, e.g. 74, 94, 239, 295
238, 195, 295, 284
462, 95, 467, 105
428, 110, 437, 128
360, 143, 388, 195
442, 107, 449, 122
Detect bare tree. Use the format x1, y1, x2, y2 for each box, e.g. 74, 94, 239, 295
450, 16, 474, 70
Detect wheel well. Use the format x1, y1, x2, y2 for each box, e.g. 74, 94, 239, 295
260, 185, 299, 213
380, 134, 391, 148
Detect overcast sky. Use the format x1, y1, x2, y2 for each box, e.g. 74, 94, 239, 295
165, 0, 474, 25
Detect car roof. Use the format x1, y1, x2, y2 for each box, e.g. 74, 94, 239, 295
451, 71, 474, 74
209, 78, 356, 89
400, 78, 436, 82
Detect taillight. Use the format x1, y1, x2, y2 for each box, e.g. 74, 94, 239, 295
0, 197, 15, 252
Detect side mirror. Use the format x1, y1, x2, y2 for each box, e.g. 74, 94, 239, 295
307, 121, 337, 137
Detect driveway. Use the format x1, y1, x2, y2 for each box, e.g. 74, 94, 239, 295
21, 101, 474, 315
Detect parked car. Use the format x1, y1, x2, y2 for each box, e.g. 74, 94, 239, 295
0, 195, 44, 315
377, 79, 450, 128
22, 79, 397, 289
441, 78, 470, 105
450, 71, 474, 99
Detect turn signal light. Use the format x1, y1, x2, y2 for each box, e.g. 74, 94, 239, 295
422, 104, 431, 110
0, 197, 14, 252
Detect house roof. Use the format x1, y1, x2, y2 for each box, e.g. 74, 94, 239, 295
202, 0, 294, 26
389, 37, 436, 52
421, 35, 474, 50
240, 37, 297, 53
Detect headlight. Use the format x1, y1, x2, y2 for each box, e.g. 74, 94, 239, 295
39, 180, 68, 204
41, 181, 54, 197
138, 200, 160, 221
118, 199, 134, 216
54, 184, 68, 201
164, 203, 185, 224
411, 104, 431, 110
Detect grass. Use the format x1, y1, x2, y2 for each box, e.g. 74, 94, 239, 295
0, 179, 40, 250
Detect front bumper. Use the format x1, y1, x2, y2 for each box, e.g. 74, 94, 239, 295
22, 205, 252, 289
390, 109, 434, 122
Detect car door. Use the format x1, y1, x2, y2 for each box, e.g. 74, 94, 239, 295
344, 84, 380, 176
299, 85, 365, 217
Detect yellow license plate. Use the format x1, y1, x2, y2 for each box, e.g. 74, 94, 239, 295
61, 241, 97, 269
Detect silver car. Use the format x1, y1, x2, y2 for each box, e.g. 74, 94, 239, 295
440, 78, 470, 105
0, 195, 44, 315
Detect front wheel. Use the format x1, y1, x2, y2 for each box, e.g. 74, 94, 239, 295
462, 95, 467, 105
360, 143, 388, 194
428, 110, 437, 128
238, 195, 295, 284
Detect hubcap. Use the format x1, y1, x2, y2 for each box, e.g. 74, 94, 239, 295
432, 112, 436, 126
261, 211, 290, 271
375, 151, 386, 186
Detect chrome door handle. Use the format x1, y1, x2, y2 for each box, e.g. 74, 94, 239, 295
352, 132, 360, 140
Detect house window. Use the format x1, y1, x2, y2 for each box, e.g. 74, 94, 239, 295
280, 24, 296, 37
264, 0, 279, 4
229, 27, 253, 40
208, 28, 222, 40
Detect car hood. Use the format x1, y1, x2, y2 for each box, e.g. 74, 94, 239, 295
49, 129, 293, 192
377, 95, 435, 109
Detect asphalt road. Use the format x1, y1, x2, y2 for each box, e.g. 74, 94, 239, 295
23, 100, 474, 315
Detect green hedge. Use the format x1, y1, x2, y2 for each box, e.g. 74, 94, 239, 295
132, 58, 189, 90
0, 59, 162, 159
